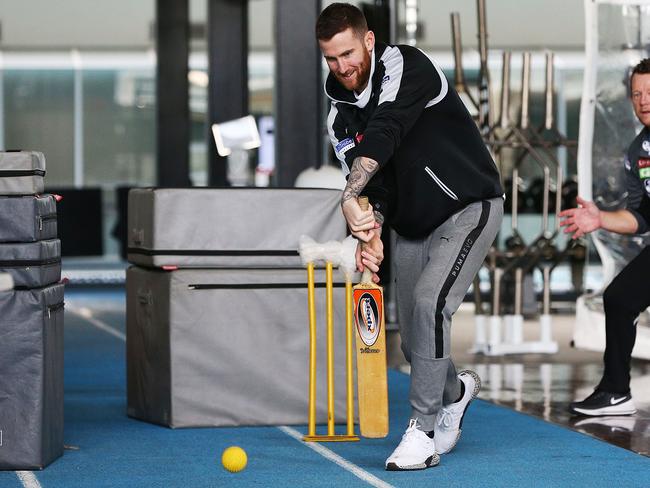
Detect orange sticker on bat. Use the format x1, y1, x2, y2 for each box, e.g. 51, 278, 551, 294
354, 289, 383, 347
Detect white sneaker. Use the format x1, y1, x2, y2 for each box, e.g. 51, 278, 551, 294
385, 419, 440, 471
434, 370, 481, 454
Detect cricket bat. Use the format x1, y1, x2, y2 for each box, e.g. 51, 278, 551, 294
353, 196, 389, 438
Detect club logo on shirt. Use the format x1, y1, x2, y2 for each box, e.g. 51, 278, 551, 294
639, 158, 650, 169
643, 140, 650, 153
381, 74, 390, 85
335, 137, 355, 158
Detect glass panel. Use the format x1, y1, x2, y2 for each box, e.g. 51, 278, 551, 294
189, 0, 209, 186
188, 0, 275, 187
249, 0, 274, 187
83, 69, 156, 186
249, 0, 274, 116
590, 3, 650, 270
3, 70, 74, 186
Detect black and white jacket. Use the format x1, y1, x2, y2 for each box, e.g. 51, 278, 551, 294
623, 126, 650, 233
326, 42, 503, 239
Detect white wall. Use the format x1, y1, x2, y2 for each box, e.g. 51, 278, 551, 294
0, 0, 583, 50
0, 0, 275, 49
417, 0, 584, 50
0, 0, 155, 48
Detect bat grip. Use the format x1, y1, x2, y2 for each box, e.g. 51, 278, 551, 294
358, 196, 369, 211
358, 196, 374, 284
361, 268, 374, 284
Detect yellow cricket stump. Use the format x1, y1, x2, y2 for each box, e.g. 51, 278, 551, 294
303, 262, 359, 442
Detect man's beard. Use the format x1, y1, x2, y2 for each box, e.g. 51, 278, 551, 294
337, 51, 371, 92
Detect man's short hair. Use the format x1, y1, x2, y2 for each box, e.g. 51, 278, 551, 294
630, 58, 650, 90
316, 3, 368, 41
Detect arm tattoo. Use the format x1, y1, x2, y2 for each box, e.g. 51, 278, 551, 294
374, 210, 385, 226
342, 156, 380, 203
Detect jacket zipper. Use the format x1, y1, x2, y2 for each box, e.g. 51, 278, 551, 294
424, 166, 459, 201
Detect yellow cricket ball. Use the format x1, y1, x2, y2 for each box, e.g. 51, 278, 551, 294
221, 446, 247, 473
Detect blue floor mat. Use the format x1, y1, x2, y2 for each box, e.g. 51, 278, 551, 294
1, 304, 649, 487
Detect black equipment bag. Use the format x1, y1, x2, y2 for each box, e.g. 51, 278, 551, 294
0, 151, 46, 195
0, 282, 64, 470
0, 239, 61, 288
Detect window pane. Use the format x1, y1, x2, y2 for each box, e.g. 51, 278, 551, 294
4, 70, 74, 186
83, 69, 156, 186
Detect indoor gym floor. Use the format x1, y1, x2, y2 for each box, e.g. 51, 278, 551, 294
1, 281, 649, 488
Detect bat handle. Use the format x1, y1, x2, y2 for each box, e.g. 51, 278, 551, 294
357, 196, 374, 284
361, 268, 374, 284
358, 196, 369, 211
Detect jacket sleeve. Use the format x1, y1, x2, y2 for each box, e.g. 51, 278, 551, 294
326, 103, 354, 175
327, 101, 391, 220
630, 193, 650, 233
351, 46, 444, 167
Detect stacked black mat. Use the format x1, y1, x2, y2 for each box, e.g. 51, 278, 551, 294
0, 151, 64, 470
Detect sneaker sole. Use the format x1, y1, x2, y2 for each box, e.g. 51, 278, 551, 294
437, 430, 462, 455
437, 370, 482, 455
385, 453, 440, 471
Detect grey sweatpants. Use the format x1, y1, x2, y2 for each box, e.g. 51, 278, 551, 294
395, 197, 503, 431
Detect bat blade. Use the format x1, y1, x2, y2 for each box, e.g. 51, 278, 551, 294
353, 279, 389, 438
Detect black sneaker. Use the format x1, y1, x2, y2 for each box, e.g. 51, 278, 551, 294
569, 390, 637, 416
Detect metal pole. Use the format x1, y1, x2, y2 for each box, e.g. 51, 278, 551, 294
72, 50, 84, 187
499, 51, 511, 130
0, 51, 4, 150
520, 52, 531, 131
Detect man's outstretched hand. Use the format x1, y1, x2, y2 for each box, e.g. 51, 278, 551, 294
558, 196, 601, 239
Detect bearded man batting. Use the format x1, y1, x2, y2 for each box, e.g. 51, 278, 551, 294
316, 3, 504, 470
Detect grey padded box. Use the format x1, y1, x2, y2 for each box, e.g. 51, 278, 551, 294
0, 239, 61, 288
126, 266, 356, 428
127, 188, 347, 268
0, 195, 58, 243
0, 283, 64, 470
0, 151, 46, 195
